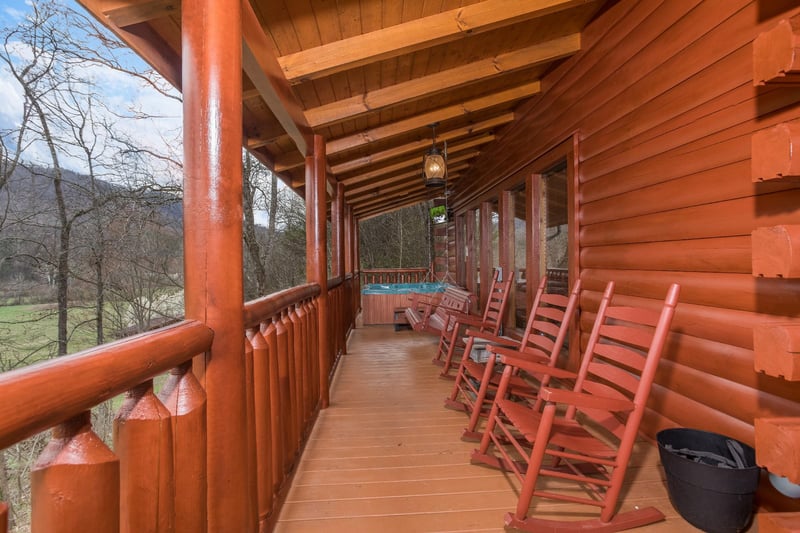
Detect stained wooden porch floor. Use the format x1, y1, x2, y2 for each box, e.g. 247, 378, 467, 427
275, 325, 704, 533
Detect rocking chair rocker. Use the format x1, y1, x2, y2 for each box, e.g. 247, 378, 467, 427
471, 281, 680, 532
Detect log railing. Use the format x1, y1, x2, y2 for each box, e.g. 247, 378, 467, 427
0, 278, 359, 532
361, 267, 430, 284
0, 320, 213, 531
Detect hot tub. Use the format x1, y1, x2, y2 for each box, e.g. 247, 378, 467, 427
361, 282, 446, 325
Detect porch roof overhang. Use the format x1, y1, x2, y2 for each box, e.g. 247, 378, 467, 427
77, 0, 607, 219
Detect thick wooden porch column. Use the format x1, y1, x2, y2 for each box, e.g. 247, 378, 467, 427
479, 201, 492, 309
344, 204, 354, 275
182, 0, 250, 530
307, 135, 330, 408
499, 190, 515, 327
332, 182, 345, 278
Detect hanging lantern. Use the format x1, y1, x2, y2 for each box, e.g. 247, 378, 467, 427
423, 123, 446, 187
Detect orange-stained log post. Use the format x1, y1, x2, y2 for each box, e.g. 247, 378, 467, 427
182, 0, 250, 529
0, 501, 6, 533
245, 328, 273, 521
31, 412, 119, 533
332, 182, 344, 279
344, 205, 353, 276
114, 381, 175, 533
479, 201, 492, 310
499, 189, 516, 328
158, 362, 207, 533
333, 182, 348, 354
307, 135, 331, 408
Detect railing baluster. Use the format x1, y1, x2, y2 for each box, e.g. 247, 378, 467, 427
262, 318, 282, 495
281, 310, 299, 458
243, 338, 258, 531
114, 380, 175, 533
289, 305, 305, 440
158, 362, 207, 533
246, 327, 272, 521
274, 314, 292, 473
31, 411, 119, 532
304, 298, 319, 409
299, 302, 311, 431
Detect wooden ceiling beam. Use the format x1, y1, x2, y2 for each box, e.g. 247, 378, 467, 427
241, 0, 314, 156
344, 155, 474, 198
341, 141, 488, 186
330, 113, 513, 174
278, 0, 590, 83
79, 0, 182, 88
354, 191, 436, 220
326, 81, 540, 157
347, 164, 468, 203
306, 34, 579, 128
101, 0, 178, 28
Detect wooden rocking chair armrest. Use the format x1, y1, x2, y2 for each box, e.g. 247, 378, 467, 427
491, 347, 577, 380
538, 387, 635, 413
465, 330, 520, 348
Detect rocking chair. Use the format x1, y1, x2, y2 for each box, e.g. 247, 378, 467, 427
471, 281, 680, 532
433, 269, 514, 377
445, 277, 582, 441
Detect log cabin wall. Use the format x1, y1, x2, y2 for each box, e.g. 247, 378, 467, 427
453, 0, 800, 447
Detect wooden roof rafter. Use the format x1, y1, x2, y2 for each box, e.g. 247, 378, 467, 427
305, 33, 580, 129
241, 1, 314, 156
322, 81, 542, 159
330, 113, 513, 174
277, 0, 591, 83
341, 140, 490, 186
347, 164, 469, 205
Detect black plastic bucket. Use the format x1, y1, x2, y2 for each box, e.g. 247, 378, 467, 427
657, 428, 760, 533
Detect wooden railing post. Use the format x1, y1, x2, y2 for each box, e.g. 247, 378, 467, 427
158, 362, 207, 533
31, 412, 119, 533
114, 381, 175, 533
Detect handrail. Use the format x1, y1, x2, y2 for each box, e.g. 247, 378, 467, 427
243, 283, 320, 329
327, 276, 343, 290
0, 320, 213, 449
0, 278, 359, 531
361, 267, 430, 284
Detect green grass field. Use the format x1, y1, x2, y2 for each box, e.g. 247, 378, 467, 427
0, 304, 103, 371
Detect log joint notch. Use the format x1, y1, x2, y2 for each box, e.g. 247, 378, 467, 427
753, 322, 800, 380
751, 124, 800, 182
752, 225, 800, 278
753, 16, 800, 86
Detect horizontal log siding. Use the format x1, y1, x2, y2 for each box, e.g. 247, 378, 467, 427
459, 0, 800, 443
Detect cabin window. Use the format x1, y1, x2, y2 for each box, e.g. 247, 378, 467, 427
536, 160, 569, 295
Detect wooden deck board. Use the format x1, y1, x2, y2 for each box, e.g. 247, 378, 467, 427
275, 325, 704, 532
